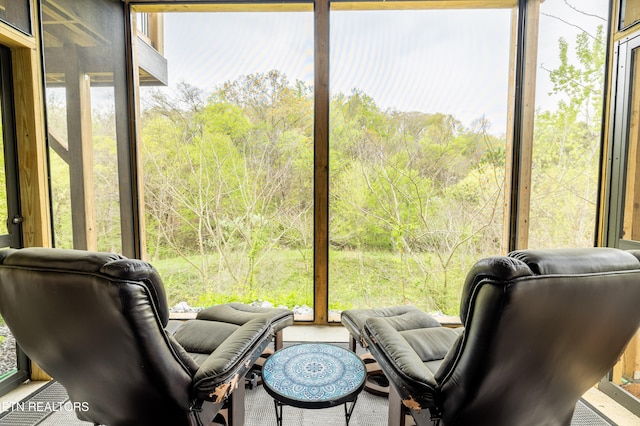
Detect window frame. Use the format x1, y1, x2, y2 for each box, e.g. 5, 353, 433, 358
125, 0, 538, 325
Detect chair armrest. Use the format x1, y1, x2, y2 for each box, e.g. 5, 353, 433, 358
192, 317, 273, 402
364, 317, 460, 410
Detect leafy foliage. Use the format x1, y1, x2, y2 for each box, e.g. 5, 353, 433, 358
529, 25, 605, 247
43, 27, 604, 316
137, 70, 510, 314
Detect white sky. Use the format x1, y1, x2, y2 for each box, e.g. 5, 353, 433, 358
156, 0, 608, 136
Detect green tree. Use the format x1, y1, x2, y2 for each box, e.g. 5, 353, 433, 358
142, 73, 314, 304
530, 25, 605, 248
329, 91, 504, 313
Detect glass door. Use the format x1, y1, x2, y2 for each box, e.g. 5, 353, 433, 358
0, 45, 27, 395
601, 32, 640, 417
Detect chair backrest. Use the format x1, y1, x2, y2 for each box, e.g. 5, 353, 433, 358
435, 248, 640, 426
0, 248, 195, 425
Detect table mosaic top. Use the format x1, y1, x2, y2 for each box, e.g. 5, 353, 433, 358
262, 343, 367, 409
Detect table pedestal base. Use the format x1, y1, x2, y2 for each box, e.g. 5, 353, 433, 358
272, 397, 359, 426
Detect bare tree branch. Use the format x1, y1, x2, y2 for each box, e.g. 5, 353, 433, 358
563, 0, 606, 23
540, 12, 598, 41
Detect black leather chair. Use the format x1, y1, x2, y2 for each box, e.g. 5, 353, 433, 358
363, 248, 640, 426
0, 247, 293, 426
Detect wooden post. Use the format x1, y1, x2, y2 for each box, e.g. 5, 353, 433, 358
64, 44, 97, 251
149, 13, 164, 54
502, 0, 539, 252
13, 49, 52, 249
314, 0, 330, 324
623, 56, 640, 240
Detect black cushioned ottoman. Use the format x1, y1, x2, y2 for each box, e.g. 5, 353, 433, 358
341, 306, 440, 396
166, 302, 294, 423
194, 302, 293, 387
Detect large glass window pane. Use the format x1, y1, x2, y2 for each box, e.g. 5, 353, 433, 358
42, 0, 125, 253
0, 315, 15, 381
528, 1, 607, 248
0, 0, 31, 35
0, 129, 13, 381
329, 8, 512, 318
138, 10, 314, 319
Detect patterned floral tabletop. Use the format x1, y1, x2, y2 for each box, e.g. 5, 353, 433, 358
262, 343, 367, 409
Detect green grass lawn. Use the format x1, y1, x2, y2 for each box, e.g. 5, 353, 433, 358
150, 248, 469, 315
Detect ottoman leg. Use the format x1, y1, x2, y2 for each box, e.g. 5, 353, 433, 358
228, 382, 246, 426
389, 385, 406, 426
349, 335, 357, 352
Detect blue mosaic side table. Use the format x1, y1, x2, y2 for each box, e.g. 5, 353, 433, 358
262, 343, 367, 425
